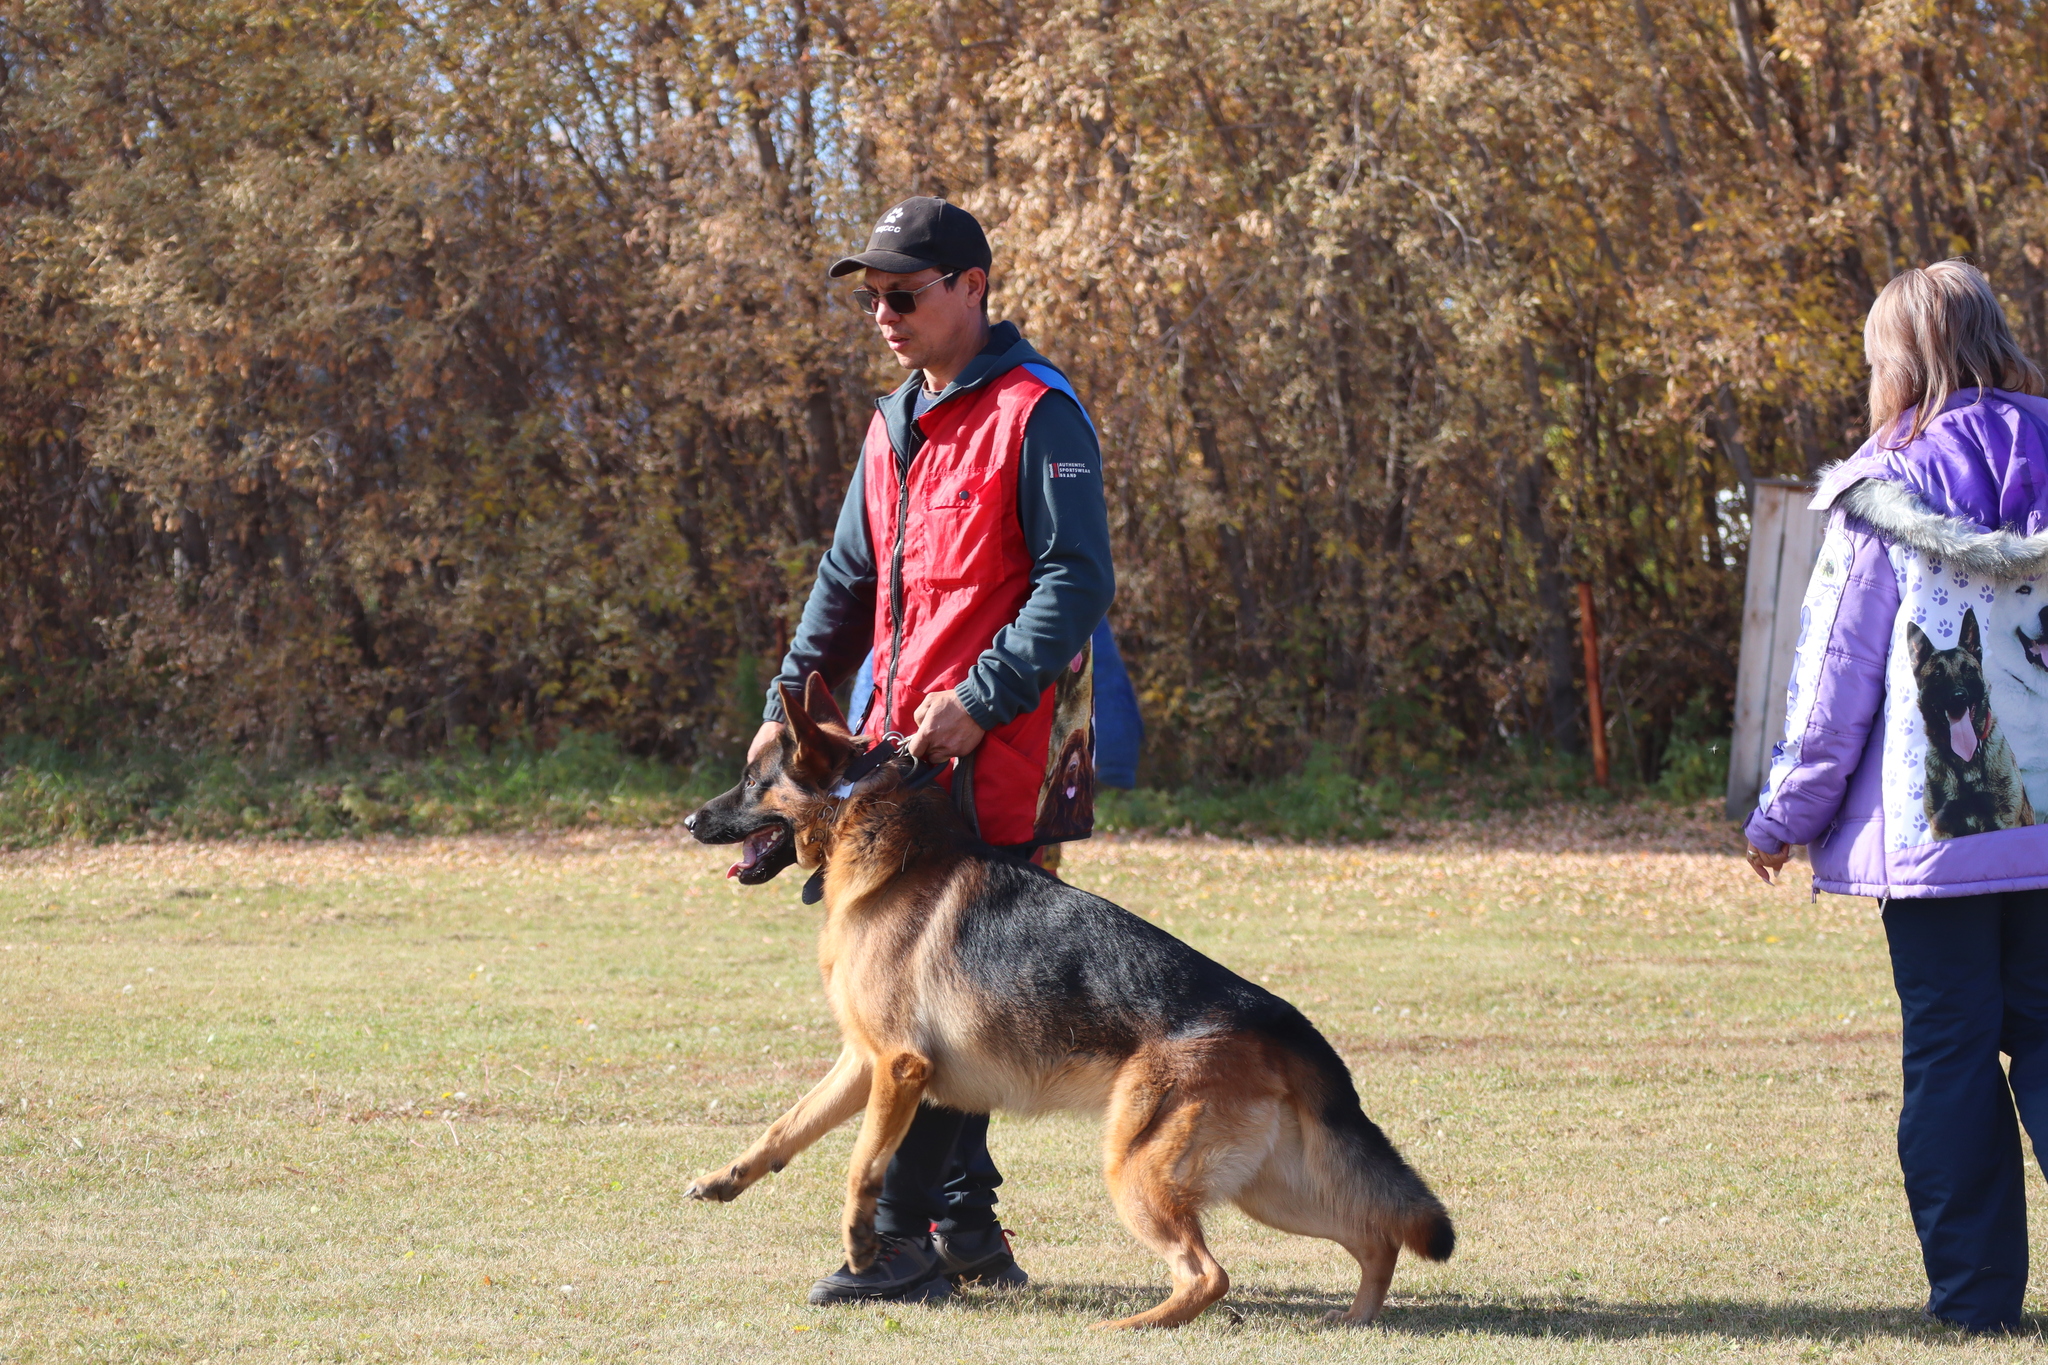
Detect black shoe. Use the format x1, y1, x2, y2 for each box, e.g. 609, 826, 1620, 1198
806, 1235, 954, 1306
934, 1224, 1028, 1289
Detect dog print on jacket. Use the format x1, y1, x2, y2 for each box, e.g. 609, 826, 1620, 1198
1876, 540, 2045, 852
1906, 610, 2033, 837
1983, 582, 2048, 814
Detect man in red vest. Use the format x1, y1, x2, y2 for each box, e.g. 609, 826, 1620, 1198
746, 198, 1114, 1304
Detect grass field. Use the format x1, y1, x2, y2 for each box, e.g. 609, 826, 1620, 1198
3, 810, 2045, 1362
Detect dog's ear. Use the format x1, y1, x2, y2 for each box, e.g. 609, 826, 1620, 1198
1908, 621, 1935, 671
777, 677, 849, 772
1959, 608, 1982, 660
777, 680, 824, 754
803, 671, 849, 732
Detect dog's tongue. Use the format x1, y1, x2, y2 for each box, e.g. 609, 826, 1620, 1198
726, 826, 781, 879
1950, 710, 1979, 763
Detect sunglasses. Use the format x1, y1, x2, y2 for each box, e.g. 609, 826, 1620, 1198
851, 272, 959, 316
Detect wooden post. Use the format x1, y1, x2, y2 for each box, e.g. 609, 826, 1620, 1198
1578, 582, 1609, 787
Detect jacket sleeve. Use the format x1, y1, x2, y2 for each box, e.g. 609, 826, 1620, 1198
954, 391, 1116, 730
1744, 515, 1898, 853
763, 454, 877, 723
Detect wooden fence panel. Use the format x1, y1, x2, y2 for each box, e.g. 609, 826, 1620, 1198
1726, 480, 1828, 820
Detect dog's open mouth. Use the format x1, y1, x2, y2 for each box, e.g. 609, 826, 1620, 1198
2018, 626, 2048, 674
728, 821, 794, 884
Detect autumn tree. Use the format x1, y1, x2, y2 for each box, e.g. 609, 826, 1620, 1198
2, 0, 2044, 781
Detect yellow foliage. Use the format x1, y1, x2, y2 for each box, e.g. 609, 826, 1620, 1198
0, 0, 2043, 779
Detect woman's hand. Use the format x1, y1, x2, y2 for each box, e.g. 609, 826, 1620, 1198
1746, 844, 1792, 884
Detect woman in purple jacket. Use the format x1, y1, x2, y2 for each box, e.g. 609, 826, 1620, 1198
1746, 260, 2048, 1332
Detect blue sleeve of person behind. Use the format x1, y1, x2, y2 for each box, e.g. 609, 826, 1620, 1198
1091, 620, 1142, 789
847, 652, 877, 735
1015, 370, 1136, 783
1021, 363, 1097, 437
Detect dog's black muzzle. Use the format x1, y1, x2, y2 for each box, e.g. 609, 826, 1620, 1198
685, 784, 798, 884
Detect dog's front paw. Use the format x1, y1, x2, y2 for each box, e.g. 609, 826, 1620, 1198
843, 1217, 880, 1272
685, 1163, 749, 1203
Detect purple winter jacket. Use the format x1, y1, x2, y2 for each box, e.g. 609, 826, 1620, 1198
1745, 388, 2048, 899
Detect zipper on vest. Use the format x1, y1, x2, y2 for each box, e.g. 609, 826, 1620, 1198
878, 418, 922, 737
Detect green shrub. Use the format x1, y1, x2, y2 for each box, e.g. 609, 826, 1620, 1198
1097, 745, 1395, 841
0, 732, 725, 848
1, 720, 1734, 850
1654, 690, 1731, 803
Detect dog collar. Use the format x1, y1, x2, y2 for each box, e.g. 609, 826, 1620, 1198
830, 737, 903, 798
829, 737, 946, 800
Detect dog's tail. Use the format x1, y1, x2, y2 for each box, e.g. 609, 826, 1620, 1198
1265, 1006, 1456, 1261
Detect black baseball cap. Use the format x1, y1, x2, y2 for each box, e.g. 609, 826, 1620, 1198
828, 197, 992, 279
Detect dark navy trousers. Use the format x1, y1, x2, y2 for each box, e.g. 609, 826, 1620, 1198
1884, 891, 2048, 1331
873, 1105, 1002, 1238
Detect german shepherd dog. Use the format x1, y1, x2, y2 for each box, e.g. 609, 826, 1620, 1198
681, 675, 1454, 1329
1908, 609, 2034, 837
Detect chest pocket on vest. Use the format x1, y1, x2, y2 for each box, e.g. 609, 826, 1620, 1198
920, 465, 1007, 587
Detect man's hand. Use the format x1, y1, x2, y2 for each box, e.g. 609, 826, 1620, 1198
1746, 844, 1792, 884
906, 689, 986, 763
746, 721, 782, 764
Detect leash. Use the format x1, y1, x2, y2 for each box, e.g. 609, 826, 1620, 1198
829, 735, 945, 800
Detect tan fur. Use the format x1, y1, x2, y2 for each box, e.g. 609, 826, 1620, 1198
688, 684, 1449, 1328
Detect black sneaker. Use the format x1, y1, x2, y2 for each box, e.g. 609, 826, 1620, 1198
934, 1224, 1028, 1289
806, 1234, 954, 1306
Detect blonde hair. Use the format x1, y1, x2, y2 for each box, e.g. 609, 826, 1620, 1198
1865, 259, 2044, 448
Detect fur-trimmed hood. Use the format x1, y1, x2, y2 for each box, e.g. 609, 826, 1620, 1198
1808, 387, 2048, 583
1833, 477, 2048, 581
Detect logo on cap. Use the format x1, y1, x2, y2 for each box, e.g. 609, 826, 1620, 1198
875, 205, 907, 235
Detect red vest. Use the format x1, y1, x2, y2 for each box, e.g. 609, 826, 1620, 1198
861, 367, 1067, 846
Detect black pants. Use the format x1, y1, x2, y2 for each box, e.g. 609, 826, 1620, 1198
1884, 891, 2048, 1331
872, 1105, 1002, 1238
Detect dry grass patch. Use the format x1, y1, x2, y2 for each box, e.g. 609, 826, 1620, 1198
2, 825, 2044, 1361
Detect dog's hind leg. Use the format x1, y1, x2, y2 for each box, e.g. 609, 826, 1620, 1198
1322, 1235, 1399, 1326
840, 1049, 931, 1272
1093, 1064, 1231, 1330
687, 1046, 871, 1203
1232, 1125, 1401, 1325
